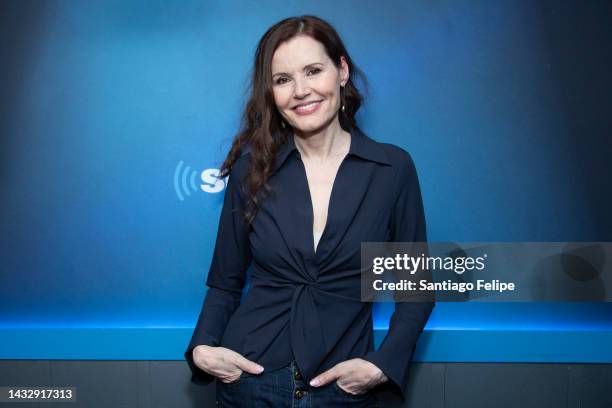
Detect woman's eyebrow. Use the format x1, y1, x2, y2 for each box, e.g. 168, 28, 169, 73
272, 62, 324, 77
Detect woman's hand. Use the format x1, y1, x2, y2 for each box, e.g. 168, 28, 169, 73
309, 358, 389, 395
192, 345, 264, 383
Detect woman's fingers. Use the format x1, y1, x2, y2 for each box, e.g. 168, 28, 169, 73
194, 346, 264, 382
192, 346, 240, 381
310, 364, 341, 387
224, 348, 265, 375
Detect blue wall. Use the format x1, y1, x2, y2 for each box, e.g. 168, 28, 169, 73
0, 0, 610, 360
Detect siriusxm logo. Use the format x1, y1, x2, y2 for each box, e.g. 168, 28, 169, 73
173, 160, 228, 201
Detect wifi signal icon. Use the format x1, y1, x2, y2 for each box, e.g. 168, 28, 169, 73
174, 160, 199, 201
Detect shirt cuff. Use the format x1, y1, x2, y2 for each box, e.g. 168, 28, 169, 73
361, 349, 411, 403
184, 334, 219, 386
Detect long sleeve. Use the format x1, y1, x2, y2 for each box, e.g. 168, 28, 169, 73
362, 151, 435, 402
184, 168, 252, 386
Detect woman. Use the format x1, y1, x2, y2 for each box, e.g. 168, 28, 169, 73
185, 15, 434, 407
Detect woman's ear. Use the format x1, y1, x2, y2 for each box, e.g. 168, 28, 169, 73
340, 56, 349, 86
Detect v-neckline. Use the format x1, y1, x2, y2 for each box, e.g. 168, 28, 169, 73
298, 136, 352, 259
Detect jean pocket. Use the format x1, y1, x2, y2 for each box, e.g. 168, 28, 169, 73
219, 371, 245, 387
332, 381, 371, 399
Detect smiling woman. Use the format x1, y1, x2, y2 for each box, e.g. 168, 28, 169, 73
184, 14, 434, 408
271, 35, 347, 132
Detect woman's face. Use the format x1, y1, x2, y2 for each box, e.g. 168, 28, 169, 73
271, 35, 349, 135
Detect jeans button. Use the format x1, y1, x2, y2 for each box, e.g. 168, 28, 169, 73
294, 370, 302, 380
294, 389, 305, 399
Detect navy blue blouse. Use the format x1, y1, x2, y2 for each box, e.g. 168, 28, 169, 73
185, 125, 434, 403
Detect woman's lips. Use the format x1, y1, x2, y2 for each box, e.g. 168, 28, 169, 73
293, 100, 322, 115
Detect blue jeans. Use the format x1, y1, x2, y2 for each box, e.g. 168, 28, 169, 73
215, 359, 380, 407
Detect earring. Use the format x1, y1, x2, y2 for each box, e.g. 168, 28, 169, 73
281, 120, 286, 129
341, 85, 346, 113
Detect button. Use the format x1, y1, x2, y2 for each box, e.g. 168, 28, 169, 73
294, 370, 302, 380
294, 389, 305, 399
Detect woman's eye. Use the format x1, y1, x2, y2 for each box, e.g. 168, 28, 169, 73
275, 77, 289, 85
307, 68, 321, 75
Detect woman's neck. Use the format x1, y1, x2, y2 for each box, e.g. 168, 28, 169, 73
293, 121, 350, 163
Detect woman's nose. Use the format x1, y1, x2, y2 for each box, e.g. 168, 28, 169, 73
293, 77, 311, 98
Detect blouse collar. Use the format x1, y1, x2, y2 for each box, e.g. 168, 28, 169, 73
273, 125, 391, 172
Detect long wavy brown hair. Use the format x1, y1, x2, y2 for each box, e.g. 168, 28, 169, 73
218, 15, 368, 230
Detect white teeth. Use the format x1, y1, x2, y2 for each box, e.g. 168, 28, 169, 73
296, 101, 320, 110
